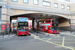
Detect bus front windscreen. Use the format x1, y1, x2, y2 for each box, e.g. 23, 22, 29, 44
18, 26, 28, 31
49, 27, 59, 30
18, 22, 28, 31
52, 27, 59, 30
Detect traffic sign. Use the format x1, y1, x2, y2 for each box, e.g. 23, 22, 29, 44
6, 22, 9, 28
2, 25, 5, 30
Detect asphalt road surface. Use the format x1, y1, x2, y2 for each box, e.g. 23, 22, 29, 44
0, 34, 73, 50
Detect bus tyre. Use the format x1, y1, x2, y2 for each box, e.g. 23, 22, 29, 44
29, 34, 31, 36
46, 31, 48, 33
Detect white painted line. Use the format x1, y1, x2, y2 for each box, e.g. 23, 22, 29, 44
29, 32, 39, 39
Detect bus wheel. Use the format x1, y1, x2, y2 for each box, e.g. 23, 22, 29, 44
29, 34, 31, 36
46, 31, 48, 33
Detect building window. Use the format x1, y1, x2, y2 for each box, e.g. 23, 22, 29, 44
67, 6, 70, 10
43, 1, 46, 6
65, 0, 70, 2
54, 3, 58, 8
33, 0, 39, 5
11, 0, 18, 2
23, 0, 29, 3
43, 1, 51, 7
61, 4, 65, 9
46, 2, 51, 6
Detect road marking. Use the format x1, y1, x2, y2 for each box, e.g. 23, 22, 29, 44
73, 35, 75, 37
72, 34, 74, 35
38, 38, 73, 50
49, 41, 75, 43
41, 38, 49, 39
57, 35, 60, 37
47, 38, 52, 42
49, 39, 75, 40
62, 36, 65, 46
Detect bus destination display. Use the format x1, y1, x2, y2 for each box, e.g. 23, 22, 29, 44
18, 22, 28, 26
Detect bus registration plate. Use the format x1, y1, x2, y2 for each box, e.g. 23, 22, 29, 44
22, 34, 24, 35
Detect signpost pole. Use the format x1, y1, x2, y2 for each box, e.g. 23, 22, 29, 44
35, 16, 38, 36
68, 19, 71, 34
6, 22, 10, 37
2, 30, 4, 38
54, 17, 57, 34
2, 25, 5, 38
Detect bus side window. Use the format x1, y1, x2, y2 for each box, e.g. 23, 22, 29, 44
44, 21, 46, 23
49, 27, 51, 30
46, 20, 51, 23
40, 26, 44, 29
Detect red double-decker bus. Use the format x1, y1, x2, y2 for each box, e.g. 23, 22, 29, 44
38, 19, 59, 34
17, 17, 29, 35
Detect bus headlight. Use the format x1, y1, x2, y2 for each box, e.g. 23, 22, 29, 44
52, 31, 53, 32
26, 32, 28, 33
57, 31, 58, 33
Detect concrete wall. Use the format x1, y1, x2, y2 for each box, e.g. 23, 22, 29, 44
7, 0, 71, 11
7, 0, 71, 15
58, 17, 70, 31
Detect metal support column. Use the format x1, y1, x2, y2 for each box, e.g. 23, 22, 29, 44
32, 18, 34, 30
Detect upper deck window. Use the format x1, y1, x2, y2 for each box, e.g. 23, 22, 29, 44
11, 0, 18, 2
34, 0, 39, 5
23, 0, 29, 3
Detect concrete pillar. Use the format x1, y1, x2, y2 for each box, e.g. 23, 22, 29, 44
71, 14, 75, 31
32, 18, 34, 30
6, 9, 11, 33
70, 1, 75, 32
1, 8, 7, 34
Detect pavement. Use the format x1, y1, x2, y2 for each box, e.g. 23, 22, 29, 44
0, 34, 16, 39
